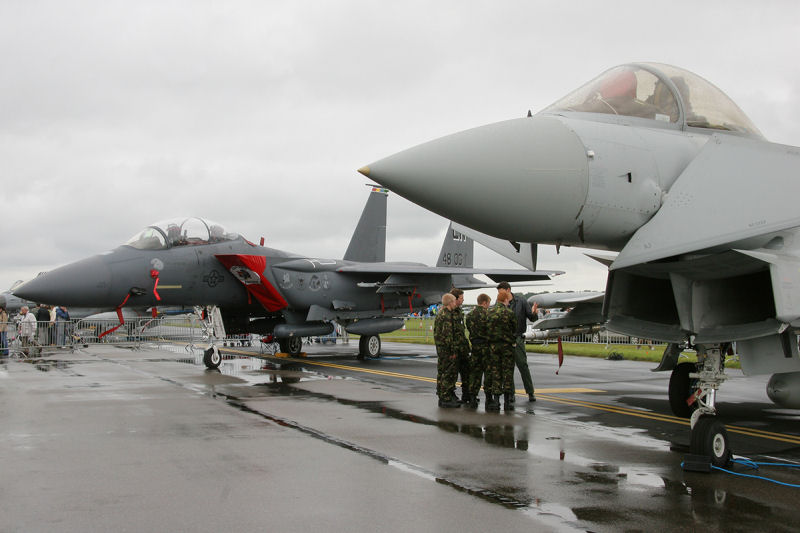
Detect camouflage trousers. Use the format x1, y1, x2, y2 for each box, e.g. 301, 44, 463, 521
466, 344, 488, 398
457, 347, 473, 396
436, 348, 459, 400
502, 343, 516, 393
486, 342, 513, 395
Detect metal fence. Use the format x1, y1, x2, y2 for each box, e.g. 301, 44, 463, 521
0, 316, 661, 360
2, 316, 259, 359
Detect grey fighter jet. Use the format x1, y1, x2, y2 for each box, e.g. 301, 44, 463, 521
14, 187, 558, 365
360, 62, 800, 465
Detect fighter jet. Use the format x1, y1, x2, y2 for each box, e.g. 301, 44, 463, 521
14, 186, 559, 366
360, 62, 800, 465
0, 281, 34, 314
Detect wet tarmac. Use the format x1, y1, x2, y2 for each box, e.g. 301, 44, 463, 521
3, 341, 800, 532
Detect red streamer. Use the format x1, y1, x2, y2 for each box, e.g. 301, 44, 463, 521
98, 293, 131, 339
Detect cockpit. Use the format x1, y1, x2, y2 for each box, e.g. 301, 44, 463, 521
542, 62, 763, 137
124, 217, 241, 250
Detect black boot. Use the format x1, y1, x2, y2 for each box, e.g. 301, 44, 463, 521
486, 394, 500, 412
504, 393, 515, 411
467, 395, 479, 409
438, 394, 462, 408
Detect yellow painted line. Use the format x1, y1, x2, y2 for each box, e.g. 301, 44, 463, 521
211, 345, 800, 446
523, 387, 602, 394
156, 285, 183, 289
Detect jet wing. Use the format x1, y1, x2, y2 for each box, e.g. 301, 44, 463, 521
613, 134, 800, 270
336, 263, 561, 282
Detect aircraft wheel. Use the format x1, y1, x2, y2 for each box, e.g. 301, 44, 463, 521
203, 346, 221, 369
359, 335, 381, 358
690, 415, 731, 467
279, 336, 303, 355
669, 362, 698, 418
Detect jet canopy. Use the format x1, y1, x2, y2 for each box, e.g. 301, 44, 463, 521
124, 217, 241, 250
543, 62, 762, 137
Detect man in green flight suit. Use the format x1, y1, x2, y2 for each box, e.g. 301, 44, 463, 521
497, 281, 538, 403
434, 293, 461, 408
465, 293, 491, 409
486, 289, 517, 412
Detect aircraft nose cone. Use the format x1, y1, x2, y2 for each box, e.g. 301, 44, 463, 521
13, 255, 112, 307
362, 116, 589, 243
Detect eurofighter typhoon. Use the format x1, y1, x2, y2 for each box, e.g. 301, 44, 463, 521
360, 63, 800, 465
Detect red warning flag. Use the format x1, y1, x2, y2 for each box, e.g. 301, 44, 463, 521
215, 254, 288, 312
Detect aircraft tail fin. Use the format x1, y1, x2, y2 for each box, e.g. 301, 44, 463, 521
343, 185, 388, 263
436, 223, 474, 268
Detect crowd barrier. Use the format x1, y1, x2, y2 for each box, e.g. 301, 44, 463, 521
1, 316, 660, 360
4, 316, 219, 358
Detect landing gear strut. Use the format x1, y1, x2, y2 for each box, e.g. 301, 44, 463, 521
686, 345, 731, 467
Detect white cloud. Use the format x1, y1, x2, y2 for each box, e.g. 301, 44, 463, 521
1, 0, 798, 295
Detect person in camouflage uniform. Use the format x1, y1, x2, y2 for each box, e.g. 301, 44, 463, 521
450, 288, 472, 404
434, 293, 461, 408
465, 293, 491, 409
486, 290, 517, 411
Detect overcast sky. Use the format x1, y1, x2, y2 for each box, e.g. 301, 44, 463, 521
2, 0, 799, 302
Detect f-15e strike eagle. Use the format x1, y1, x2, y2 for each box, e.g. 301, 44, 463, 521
14, 186, 558, 366
360, 62, 800, 466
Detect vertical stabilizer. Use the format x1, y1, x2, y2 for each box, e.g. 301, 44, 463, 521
343, 186, 388, 263
436, 223, 474, 268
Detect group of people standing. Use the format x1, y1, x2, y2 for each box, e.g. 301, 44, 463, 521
434, 282, 538, 411
0, 304, 71, 357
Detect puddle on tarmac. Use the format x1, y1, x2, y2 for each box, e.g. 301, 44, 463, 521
153, 343, 800, 529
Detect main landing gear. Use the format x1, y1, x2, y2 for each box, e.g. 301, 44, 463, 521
278, 336, 303, 356
668, 344, 731, 467
357, 335, 381, 360
203, 345, 222, 370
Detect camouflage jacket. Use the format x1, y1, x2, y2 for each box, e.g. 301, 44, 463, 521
452, 306, 470, 351
487, 302, 516, 345
466, 305, 489, 345
434, 307, 457, 353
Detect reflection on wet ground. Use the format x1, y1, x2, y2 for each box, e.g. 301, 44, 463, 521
155, 346, 800, 528
12, 343, 800, 531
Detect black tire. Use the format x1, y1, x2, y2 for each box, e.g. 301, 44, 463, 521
358, 335, 381, 359
690, 416, 731, 467
669, 362, 698, 418
203, 346, 221, 369
279, 336, 303, 355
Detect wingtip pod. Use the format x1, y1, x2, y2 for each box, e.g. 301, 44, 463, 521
358, 166, 371, 177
